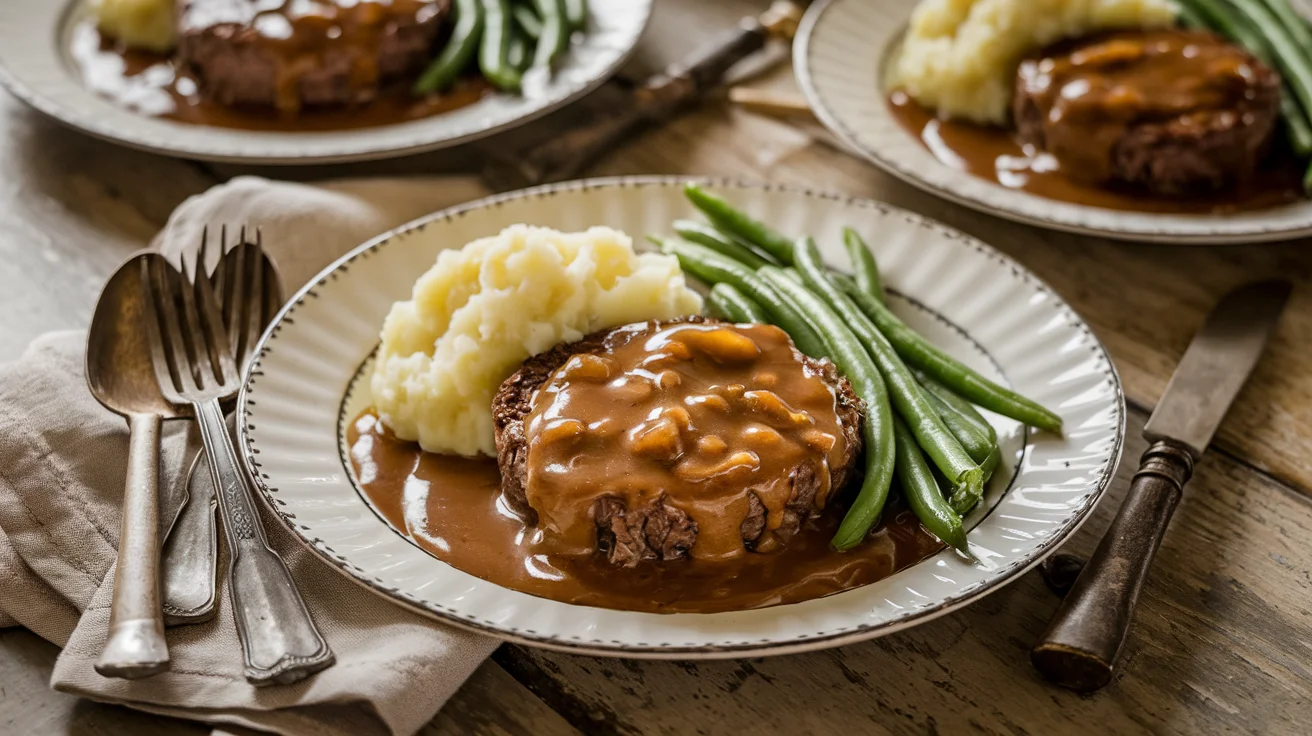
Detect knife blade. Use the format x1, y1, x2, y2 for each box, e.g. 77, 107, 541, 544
1031, 279, 1291, 693
1144, 280, 1292, 456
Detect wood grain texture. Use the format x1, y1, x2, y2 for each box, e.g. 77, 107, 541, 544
500, 407, 1312, 735
0, 95, 215, 361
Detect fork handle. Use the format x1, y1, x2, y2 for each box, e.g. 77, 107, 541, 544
193, 399, 335, 686
96, 412, 169, 679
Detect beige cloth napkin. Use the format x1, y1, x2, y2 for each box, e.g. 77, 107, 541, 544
0, 176, 504, 736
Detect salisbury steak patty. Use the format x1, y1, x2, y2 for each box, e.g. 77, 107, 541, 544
493, 317, 864, 567
1013, 29, 1282, 195
178, 0, 450, 112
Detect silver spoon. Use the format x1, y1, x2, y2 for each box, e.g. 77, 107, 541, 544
86, 251, 188, 679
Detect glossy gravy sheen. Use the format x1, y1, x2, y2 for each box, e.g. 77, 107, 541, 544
349, 411, 944, 614
887, 94, 1303, 214
69, 19, 488, 132
524, 322, 851, 562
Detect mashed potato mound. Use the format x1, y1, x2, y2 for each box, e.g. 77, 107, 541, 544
892, 0, 1178, 124
371, 225, 704, 457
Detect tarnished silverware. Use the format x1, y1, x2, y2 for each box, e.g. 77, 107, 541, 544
142, 234, 332, 686
161, 445, 218, 625
1032, 280, 1292, 692
87, 252, 188, 679
161, 234, 283, 626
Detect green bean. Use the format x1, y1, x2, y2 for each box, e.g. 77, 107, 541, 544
1228, 0, 1312, 137
834, 276, 1063, 433
507, 28, 533, 72
916, 371, 996, 444
793, 238, 982, 507
922, 388, 994, 465
478, 0, 522, 91
532, 0, 568, 69
657, 238, 830, 360
892, 416, 967, 552
683, 184, 796, 265
757, 267, 896, 550
414, 0, 484, 95
511, 2, 542, 38
842, 228, 884, 303
672, 220, 773, 269
1266, 0, 1312, 54
1178, 0, 1312, 155
708, 283, 769, 324
564, 0, 587, 31
954, 446, 1002, 514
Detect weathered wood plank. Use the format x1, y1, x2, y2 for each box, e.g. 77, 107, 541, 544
423, 656, 582, 736
0, 95, 216, 360
500, 406, 1312, 735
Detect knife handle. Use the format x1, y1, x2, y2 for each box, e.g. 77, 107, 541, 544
1031, 440, 1194, 692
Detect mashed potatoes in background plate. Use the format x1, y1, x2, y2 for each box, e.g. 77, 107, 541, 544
892, 0, 1179, 124
371, 225, 704, 457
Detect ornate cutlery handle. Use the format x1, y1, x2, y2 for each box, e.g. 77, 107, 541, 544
96, 412, 170, 678
193, 399, 335, 686
162, 449, 219, 625
1031, 441, 1194, 692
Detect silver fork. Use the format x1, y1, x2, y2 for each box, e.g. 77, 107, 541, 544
161, 230, 283, 626
142, 235, 334, 686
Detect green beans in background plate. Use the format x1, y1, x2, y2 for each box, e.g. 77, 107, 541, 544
1178, 0, 1312, 156
842, 228, 884, 304
511, 2, 542, 37
916, 370, 997, 444
564, 0, 587, 31
708, 283, 769, 324
478, 0, 522, 91
684, 184, 797, 265
834, 276, 1063, 434
656, 238, 831, 360
792, 238, 983, 510
892, 415, 967, 552
532, 0, 569, 69
414, 0, 484, 95
1227, 0, 1312, 159
757, 267, 897, 550
672, 219, 774, 269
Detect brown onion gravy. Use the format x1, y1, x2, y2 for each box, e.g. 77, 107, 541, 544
887, 90, 1304, 214
68, 19, 488, 132
348, 410, 944, 614
524, 322, 851, 562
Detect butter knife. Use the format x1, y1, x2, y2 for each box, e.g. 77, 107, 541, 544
1031, 280, 1292, 692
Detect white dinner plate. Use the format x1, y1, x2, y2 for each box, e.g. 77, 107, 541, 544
0, 0, 649, 164
238, 177, 1125, 658
794, 0, 1312, 244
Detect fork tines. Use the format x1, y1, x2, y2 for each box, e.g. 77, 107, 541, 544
141, 254, 240, 402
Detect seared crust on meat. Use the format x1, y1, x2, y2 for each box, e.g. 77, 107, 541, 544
492, 316, 864, 567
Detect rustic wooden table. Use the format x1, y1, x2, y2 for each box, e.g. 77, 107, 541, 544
3, 1, 1311, 734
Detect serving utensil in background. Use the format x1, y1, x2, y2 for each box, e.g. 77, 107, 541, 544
142, 237, 332, 686
1032, 280, 1292, 692
86, 252, 188, 679
160, 234, 283, 626
483, 1, 808, 189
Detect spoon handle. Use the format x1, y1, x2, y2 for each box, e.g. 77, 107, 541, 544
193, 398, 334, 686
96, 412, 170, 679
162, 448, 219, 625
